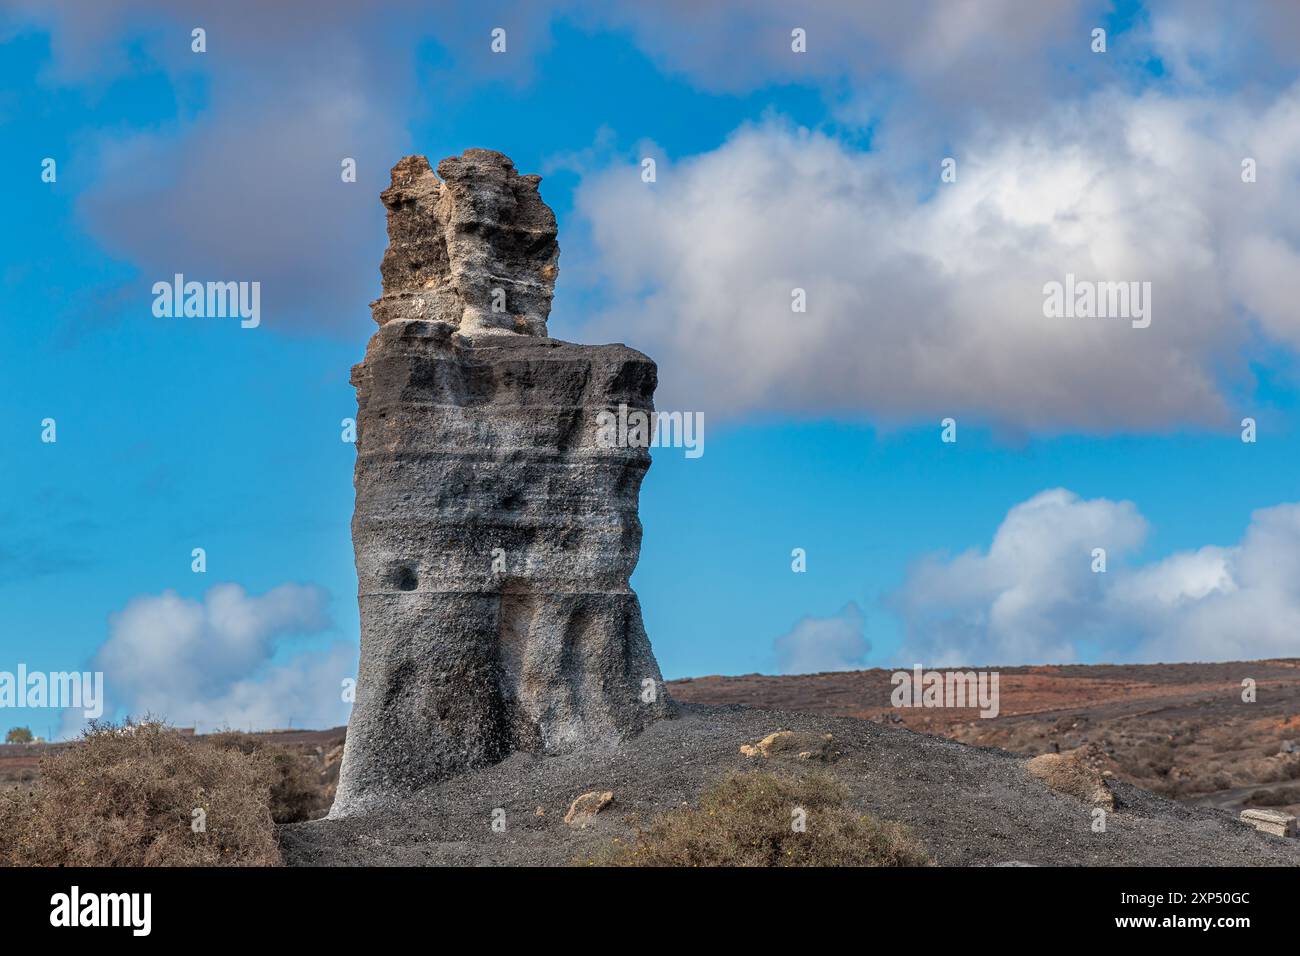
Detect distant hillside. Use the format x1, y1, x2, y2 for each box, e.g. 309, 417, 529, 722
7, 659, 1297, 849
669, 659, 1300, 816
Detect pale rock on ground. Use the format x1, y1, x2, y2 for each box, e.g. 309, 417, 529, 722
1239, 808, 1297, 838
739, 730, 836, 761
564, 791, 614, 827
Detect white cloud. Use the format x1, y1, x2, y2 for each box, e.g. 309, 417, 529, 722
891, 489, 1146, 665
892, 489, 1300, 665
573, 83, 1300, 432
773, 601, 870, 674
586, 0, 1106, 127
1143, 0, 1300, 87
14, 0, 1300, 355
62, 583, 354, 737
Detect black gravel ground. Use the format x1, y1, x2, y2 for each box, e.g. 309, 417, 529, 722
279, 704, 1300, 866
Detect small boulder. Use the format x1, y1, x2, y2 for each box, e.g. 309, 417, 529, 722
1026, 747, 1115, 808
564, 791, 614, 827
1240, 808, 1297, 838
739, 731, 835, 761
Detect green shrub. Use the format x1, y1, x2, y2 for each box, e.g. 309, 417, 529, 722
4, 727, 33, 744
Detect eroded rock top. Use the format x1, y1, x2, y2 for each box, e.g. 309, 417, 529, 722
372, 148, 559, 335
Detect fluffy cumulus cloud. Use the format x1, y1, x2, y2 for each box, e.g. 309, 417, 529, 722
588, 0, 1104, 125
892, 489, 1300, 666
773, 601, 870, 674
573, 80, 1300, 432
61, 582, 354, 737
11, 0, 1300, 422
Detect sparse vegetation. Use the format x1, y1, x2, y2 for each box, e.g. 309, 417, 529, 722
1133, 739, 1176, 779
583, 770, 931, 867
0, 720, 281, 866
1248, 785, 1300, 807
4, 727, 33, 744
672, 661, 1300, 814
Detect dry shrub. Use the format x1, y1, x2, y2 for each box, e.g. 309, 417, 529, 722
0, 720, 280, 866
587, 770, 931, 867
1133, 740, 1175, 778
1247, 785, 1300, 807
207, 731, 325, 823
1025, 747, 1115, 808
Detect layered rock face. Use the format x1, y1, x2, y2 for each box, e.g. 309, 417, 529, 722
331, 150, 672, 817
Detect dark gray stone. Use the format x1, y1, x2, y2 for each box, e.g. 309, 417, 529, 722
331, 150, 672, 817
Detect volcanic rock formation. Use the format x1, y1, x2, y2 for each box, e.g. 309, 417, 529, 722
331, 149, 672, 817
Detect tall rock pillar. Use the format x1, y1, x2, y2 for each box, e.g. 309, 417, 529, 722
331, 150, 672, 816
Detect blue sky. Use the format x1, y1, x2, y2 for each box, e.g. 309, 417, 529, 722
4, 1, 1300, 737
